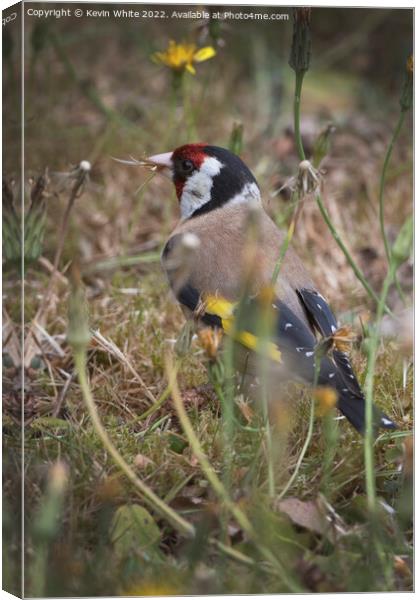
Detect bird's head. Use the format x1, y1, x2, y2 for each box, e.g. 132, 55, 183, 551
147, 144, 261, 219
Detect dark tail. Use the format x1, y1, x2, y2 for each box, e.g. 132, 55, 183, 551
319, 353, 396, 433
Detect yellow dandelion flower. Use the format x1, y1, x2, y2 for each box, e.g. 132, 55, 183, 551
152, 40, 216, 75
313, 386, 338, 417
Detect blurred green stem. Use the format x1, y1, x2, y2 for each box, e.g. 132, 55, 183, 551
315, 193, 392, 317
166, 354, 303, 593
293, 71, 306, 162
182, 75, 197, 140
271, 220, 295, 287
73, 349, 195, 538
277, 397, 315, 501
379, 110, 407, 304
363, 265, 395, 513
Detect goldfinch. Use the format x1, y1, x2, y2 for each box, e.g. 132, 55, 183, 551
146, 144, 395, 433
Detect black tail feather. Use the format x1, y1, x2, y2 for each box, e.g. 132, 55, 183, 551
319, 357, 396, 433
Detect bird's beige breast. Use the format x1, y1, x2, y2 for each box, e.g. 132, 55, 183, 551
162, 205, 315, 323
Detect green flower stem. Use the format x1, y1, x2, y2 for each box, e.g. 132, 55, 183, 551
363, 265, 395, 513
379, 110, 407, 304
291, 57, 393, 318
182, 75, 197, 140
73, 349, 195, 538
262, 377, 275, 499
293, 71, 306, 162
166, 355, 303, 593
271, 220, 295, 287
379, 111, 405, 262
315, 193, 393, 317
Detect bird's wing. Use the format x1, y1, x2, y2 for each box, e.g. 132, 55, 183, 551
174, 282, 396, 432
297, 287, 396, 431
297, 288, 365, 396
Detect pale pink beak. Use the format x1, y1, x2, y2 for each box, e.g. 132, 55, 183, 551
147, 152, 173, 179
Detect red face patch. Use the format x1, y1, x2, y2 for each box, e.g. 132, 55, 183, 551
171, 143, 208, 200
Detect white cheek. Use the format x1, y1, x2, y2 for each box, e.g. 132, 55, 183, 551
180, 157, 222, 219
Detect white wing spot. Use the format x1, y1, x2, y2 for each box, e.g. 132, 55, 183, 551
285, 323, 293, 329
305, 351, 314, 357
328, 373, 335, 379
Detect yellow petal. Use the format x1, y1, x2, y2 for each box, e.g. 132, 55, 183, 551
186, 63, 196, 75
193, 46, 216, 63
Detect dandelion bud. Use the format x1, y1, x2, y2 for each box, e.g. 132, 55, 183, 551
33, 460, 68, 541
391, 215, 413, 268
49, 460, 69, 496
67, 265, 91, 351
400, 55, 413, 112
312, 123, 335, 168
289, 8, 312, 73
297, 159, 321, 195
2, 179, 21, 268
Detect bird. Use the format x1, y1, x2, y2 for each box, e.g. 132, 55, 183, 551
145, 143, 396, 433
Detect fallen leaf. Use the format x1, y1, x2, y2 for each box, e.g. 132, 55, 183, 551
275, 496, 347, 541
110, 504, 162, 561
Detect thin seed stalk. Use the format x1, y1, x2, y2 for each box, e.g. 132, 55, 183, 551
277, 356, 319, 501
271, 220, 295, 287
315, 193, 393, 317
290, 54, 393, 318
32, 170, 88, 328
280, 397, 314, 500
378, 110, 407, 304
73, 349, 195, 538
363, 266, 395, 513
379, 111, 406, 262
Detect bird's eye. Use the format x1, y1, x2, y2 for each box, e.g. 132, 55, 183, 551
182, 159, 194, 173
